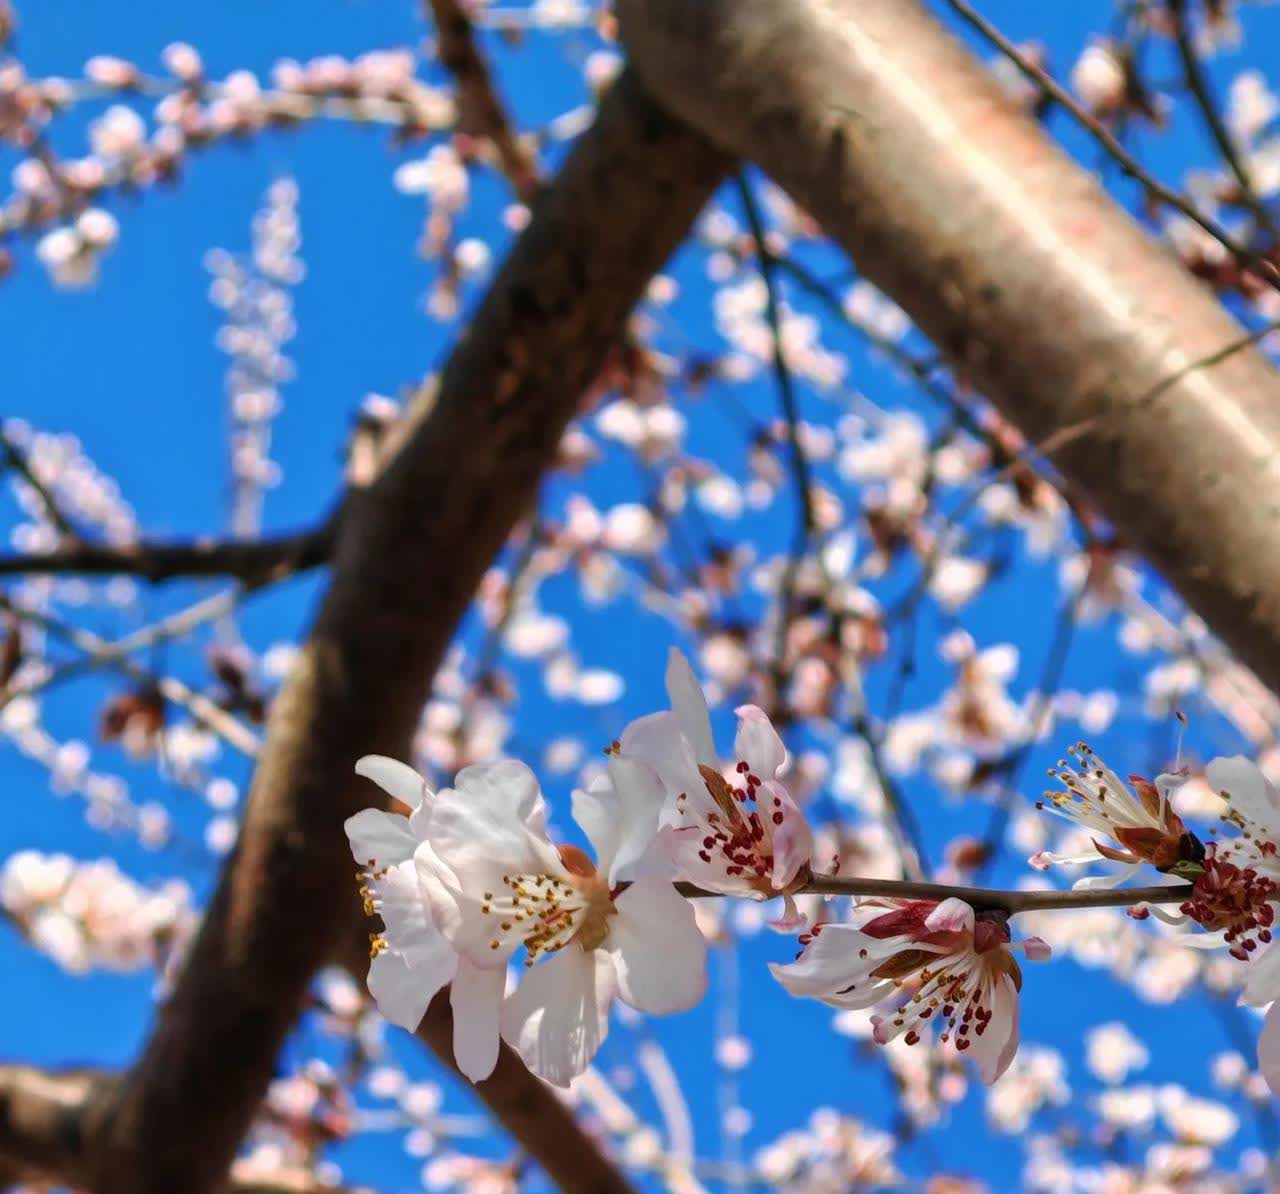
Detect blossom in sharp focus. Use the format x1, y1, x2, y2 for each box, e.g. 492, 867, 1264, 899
617, 647, 814, 925
1030, 743, 1204, 884
770, 898, 1049, 1084
345, 756, 460, 1041
1178, 756, 1280, 1092
415, 755, 708, 1085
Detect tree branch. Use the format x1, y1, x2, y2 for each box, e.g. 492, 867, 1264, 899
424, 0, 540, 201
672, 875, 1194, 915
0, 517, 338, 585
74, 70, 728, 1194
619, 0, 1280, 695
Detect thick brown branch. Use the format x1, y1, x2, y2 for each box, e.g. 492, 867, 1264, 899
620, 0, 1280, 694
81, 71, 727, 1194
0, 518, 337, 585
424, 0, 540, 201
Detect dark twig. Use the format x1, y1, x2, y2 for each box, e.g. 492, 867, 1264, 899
0, 514, 337, 585
1168, 0, 1280, 245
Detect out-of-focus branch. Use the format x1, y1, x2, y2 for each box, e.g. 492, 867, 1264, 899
0, 516, 337, 585
0, 431, 79, 540
77, 70, 727, 1194
1167, 0, 1280, 245
619, 0, 1280, 695
423, 0, 540, 201
0, 1064, 107, 1189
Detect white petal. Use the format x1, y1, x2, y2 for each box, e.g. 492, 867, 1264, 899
345, 808, 418, 869
501, 947, 615, 1086
769, 924, 890, 1005
733, 705, 786, 777
1242, 938, 1280, 1007
355, 755, 430, 806
450, 958, 505, 1083
454, 758, 550, 834
607, 879, 708, 1014
619, 710, 705, 811
967, 971, 1020, 1085
428, 761, 561, 883
761, 779, 813, 891
1259, 1002, 1280, 1095
665, 648, 717, 766
373, 861, 454, 970
570, 758, 666, 883
925, 897, 974, 935
368, 950, 447, 1032
1206, 755, 1280, 832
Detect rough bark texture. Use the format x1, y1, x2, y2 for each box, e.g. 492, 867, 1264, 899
69, 70, 727, 1194
620, 0, 1280, 693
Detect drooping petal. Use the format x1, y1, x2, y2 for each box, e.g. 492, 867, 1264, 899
769, 924, 895, 1006
450, 957, 505, 1083
345, 808, 418, 870
1206, 755, 1280, 833
924, 897, 975, 935
355, 755, 430, 807
968, 971, 1020, 1085
607, 879, 708, 1014
733, 705, 787, 779
665, 648, 718, 766
1259, 1002, 1280, 1095
1241, 939, 1280, 1008
500, 946, 616, 1087
762, 780, 813, 891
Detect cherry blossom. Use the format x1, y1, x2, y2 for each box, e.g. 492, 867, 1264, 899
1031, 742, 1205, 884
1178, 755, 1280, 1092
771, 897, 1050, 1084
617, 648, 813, 924
414, 754, 708, 1085
345, 756, 460, 1044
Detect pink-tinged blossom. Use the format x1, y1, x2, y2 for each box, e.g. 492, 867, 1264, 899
415, 755, 708, 1086
1178, 756, 1280, 1093
618, 648, 813, 925
1031, 742, 1204, 883
770, 898, 1050, 1084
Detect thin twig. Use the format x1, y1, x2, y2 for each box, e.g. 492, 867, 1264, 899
0, 516, 336, 584
0, 430, 78, 539
670, 873, 1193, 915
1168, 0, 1280, 245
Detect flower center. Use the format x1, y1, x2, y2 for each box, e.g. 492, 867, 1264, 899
480, 845, 616, 964
1181, 847, 1278, 960
682, 762, 789, 895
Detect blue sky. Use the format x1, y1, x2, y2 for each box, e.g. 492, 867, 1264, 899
3, 1, 1279, 1190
